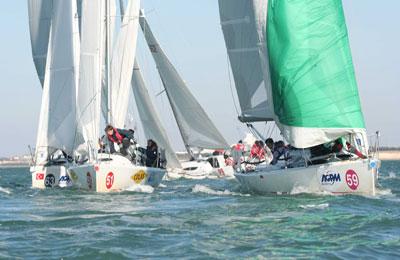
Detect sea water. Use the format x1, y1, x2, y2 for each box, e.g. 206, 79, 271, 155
0, 161, 399, 259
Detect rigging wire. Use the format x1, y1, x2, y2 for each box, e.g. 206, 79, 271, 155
226, 53, 240, 117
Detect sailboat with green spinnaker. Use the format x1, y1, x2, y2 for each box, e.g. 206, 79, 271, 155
219, 0, 380, 195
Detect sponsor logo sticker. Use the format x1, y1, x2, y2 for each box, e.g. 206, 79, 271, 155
58, 175, 71, 185
131, 170, 147, 184
106, 172, 114, 189
346, 169, 359, 190
321, 171, 341, 185
36, 173, 44, 180
69, 171, 78, 181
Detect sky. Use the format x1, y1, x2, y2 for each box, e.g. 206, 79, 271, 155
0, 0, 399, 157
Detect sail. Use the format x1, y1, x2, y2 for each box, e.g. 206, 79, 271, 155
131, 62, 181, 169
27, 0, 52, 87
35, 0, 81, 163
140, 15, 229, 150
218, 0, 274, 122
109, 0, 140, 128
266, 0, 366, 148
75, 0, 105, 158
101, 0, 117, 122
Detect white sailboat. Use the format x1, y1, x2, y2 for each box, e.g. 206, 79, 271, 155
30, 0, 81, 188
139, 12, 233, 179
67, 0, 166, 192
219, 0, 380, 195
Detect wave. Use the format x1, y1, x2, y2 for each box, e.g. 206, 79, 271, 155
379, 171, 399, 180
192, 184, 249, 196
124, 184, 154, 193
299, 203, 329, 210
290, 186, 333, 196
0, 186, 11, 195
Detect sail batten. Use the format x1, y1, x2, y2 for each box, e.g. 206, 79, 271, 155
140, 14, 229, 150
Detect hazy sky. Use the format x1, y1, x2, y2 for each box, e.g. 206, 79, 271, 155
0, 0, 399, 157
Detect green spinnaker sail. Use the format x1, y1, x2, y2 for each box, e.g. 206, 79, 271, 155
266, 0, 366, 148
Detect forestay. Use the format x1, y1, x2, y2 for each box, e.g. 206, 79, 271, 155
140, 15, 229, 150
27, 0, 52, 87
218, 0, 274, 122
266, 0, 366, 148
34, 0, 81, 164
110, 0, 140, 128
75, 0, 105, 159
131, 61, 181, 169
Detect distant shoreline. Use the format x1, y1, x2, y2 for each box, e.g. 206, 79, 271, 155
378, 150, 400, 161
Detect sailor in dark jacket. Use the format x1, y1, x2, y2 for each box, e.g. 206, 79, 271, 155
145, 139, 158, 167
105, 125, 135, 155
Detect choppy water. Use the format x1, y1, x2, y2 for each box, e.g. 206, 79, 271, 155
1, 162, 399, 259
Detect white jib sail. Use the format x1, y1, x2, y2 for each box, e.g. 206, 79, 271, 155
218, 0, 274, 122
139, 14, 229, 150
131, 61, 181, 169
27, 0, 52, 87
35, 0, 81, 164
75, 0, 105, 159
110, 0, 140, 128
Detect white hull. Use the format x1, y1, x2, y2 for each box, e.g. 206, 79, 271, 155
178, 155, 234, 179
31, 163, 73, 189
67, 154, 166, 193
235, 159, 379, 195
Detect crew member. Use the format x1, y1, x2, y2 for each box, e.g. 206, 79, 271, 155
105, 125, 135, 155
146, 139, 159, 167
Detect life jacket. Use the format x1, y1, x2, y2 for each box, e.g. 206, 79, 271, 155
234, 143, 244, 151
250, 144, 259, 158
257, 147, 266, 159
225, 157, 234, 166
107, 128, 124, 144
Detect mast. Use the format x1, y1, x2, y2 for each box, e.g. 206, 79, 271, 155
106, 0, 112, 124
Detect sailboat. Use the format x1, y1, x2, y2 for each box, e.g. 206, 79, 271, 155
219, 0, 380, 195
29, 0, 81, 189
66, 0, 166, 192
139, 12, 233, 179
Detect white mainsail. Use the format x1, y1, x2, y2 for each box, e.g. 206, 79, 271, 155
101, 0, 117, 122
139, 14, 229, 151
131, 61, 181, 169
27, 0, 52, 87
34, 0, 81, 164
218, 0, 274, 122
110, 0, 140, 127
75, 0, 105, 159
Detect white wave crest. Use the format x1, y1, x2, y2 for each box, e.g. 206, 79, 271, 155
290, 186, 334, 196
125, 184, 154, 193
0, 186, 11, 194
299, 203, 329, 210
192, 184, 249, 196
379, 171, 400, 180
375, 188, 393, 196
